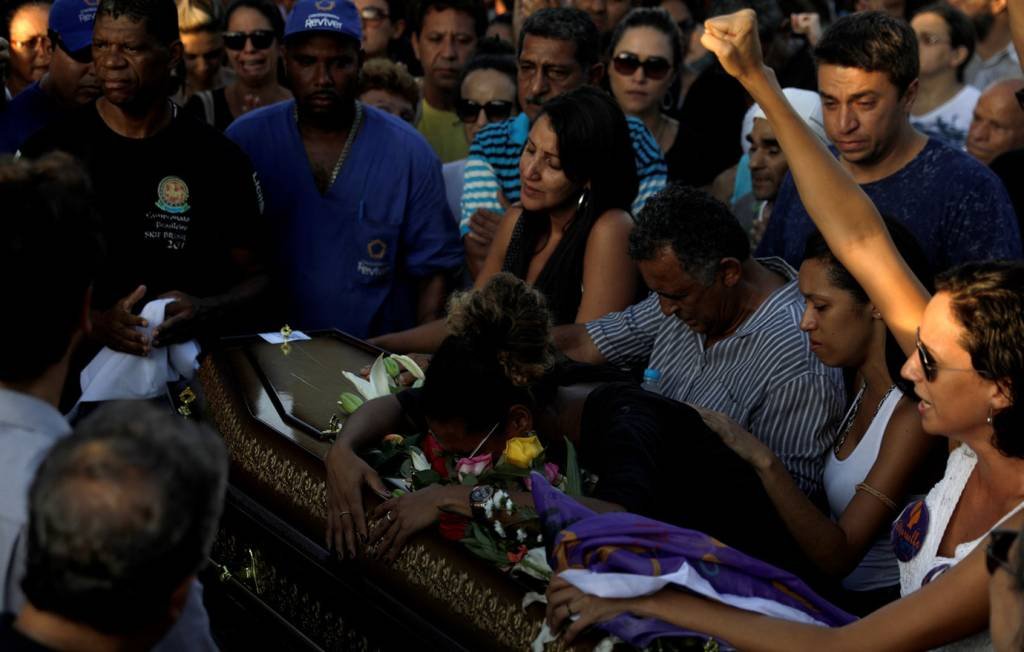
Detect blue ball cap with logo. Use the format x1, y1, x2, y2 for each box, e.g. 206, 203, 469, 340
285, 0, 362, 43
48, 0, 98, 54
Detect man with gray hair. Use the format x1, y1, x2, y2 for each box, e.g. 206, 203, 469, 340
0, 402, 228, 651
555, 184, 844, 498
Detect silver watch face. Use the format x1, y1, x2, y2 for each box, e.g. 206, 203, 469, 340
470, 484, 494, 504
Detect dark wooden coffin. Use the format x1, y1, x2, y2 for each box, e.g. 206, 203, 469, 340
192, 331, 577, 652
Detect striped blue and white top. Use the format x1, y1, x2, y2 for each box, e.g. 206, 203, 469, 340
459, 112, 668, 235
585, 257, 845, 496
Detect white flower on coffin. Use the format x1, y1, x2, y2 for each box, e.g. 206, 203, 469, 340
341, 353, 392, 400
408, 447, 430, 472
512, 546, 553, 583
389, 354, 425, 380
341, 353, 427, 400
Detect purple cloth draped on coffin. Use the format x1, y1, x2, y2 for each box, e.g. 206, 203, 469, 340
530, 472, 856, 647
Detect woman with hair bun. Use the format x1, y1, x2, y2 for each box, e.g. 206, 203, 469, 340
327, 273, 837, 580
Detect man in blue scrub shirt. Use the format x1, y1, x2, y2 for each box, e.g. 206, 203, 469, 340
227, 0, 463, 339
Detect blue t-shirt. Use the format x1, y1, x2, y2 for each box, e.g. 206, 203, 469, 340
757, 139, 1022, 272
0, 82, 59, 154
226, 101, 463, 338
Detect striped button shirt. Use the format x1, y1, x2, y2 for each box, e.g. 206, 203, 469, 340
459, 112, 668, 235
585, 257, 844, 496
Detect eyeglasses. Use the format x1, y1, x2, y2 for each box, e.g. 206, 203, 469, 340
223, 30, 276, 51
611, 52, 672, 80
47, 29, 91, 63
467, 422, 500, 458
986, 528, 1019, 575
359, 6, 390, 22
455, 98, 514, 123
915, 327, 986, 382
12, 34, 51, 52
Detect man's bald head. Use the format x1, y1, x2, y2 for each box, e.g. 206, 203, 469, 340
966, 78, 1024, 165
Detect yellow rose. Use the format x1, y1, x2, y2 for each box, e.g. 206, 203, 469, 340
504, 435, 544, 469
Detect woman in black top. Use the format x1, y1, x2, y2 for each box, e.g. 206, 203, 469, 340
372, 86, 642, 352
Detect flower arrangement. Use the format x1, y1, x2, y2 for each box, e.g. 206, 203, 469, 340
365, 429, 585, 582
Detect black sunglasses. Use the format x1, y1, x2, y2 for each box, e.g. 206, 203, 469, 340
360, 6, 390, 22
48, 29, 91, 64
987, 528, 1019, 575
915, 327, 985, 383
612, 52, 672, 81
223, 30, 276, 51
455, 98, 514, 123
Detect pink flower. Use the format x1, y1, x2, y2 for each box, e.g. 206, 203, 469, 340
455, 453, 492, 481
544, 463, 560, 484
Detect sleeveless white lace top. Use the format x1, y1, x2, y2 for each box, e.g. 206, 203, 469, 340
897, 444, 1024, 650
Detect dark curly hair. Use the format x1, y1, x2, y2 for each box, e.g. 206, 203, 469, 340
935, 261, 1024, 458
98, 0, 180, 46
628, 183, 749, 285
422, 274, 556, 431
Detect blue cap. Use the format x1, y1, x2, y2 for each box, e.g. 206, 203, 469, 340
284, 0, 362, 43
48, 0, 98, 54
642, 368, 661, 381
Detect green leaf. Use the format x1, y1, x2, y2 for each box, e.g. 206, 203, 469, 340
565, 437, 582, 497
412, 469, 442, 488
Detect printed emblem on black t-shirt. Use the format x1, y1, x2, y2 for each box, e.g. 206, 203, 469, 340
156, 176, 191, 213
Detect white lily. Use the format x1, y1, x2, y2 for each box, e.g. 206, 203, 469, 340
408, 446, 431, 472
511, 547, 553, 582
341, 353, 392, 400
388, 354, 426, 380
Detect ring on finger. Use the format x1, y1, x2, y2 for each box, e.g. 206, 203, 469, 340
338, 511, 352, 518
385, 509, 395, 523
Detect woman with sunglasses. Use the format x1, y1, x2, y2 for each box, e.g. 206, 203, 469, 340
184, 0, 290, 131
372, 85, 640, 353
606, 9, 684, 175
546, 11, 1024, 648
441, 42, 518, 220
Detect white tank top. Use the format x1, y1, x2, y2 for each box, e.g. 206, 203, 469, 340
896, 444, 1024, 650
823, 387, 904, 591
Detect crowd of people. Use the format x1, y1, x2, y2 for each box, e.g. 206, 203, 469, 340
1, 0, 1024, 647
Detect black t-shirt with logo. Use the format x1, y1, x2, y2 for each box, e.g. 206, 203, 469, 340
21, 103, 264, 310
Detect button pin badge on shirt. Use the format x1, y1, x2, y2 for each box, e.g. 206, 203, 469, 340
155, 176, 191, 214
891, 498, 930, 562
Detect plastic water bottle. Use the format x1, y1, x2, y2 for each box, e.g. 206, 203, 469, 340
641, 368, 662, 394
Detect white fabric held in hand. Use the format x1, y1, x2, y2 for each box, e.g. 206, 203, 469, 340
79, 299, 200, 402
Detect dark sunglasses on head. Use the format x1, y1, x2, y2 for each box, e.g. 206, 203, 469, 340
223, 30, 276, 51
455, 98, 514, 123
47, 29, 91, 63
360, 6, 390, 21
612, 52, 672, 80
986, 528, 1019, 575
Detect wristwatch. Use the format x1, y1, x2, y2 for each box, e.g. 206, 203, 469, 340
469, 484, 496, 523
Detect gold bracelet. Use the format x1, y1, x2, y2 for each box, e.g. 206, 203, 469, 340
855, 482, 898, 511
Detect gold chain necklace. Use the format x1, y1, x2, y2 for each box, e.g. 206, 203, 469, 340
295, 100, 364, 191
